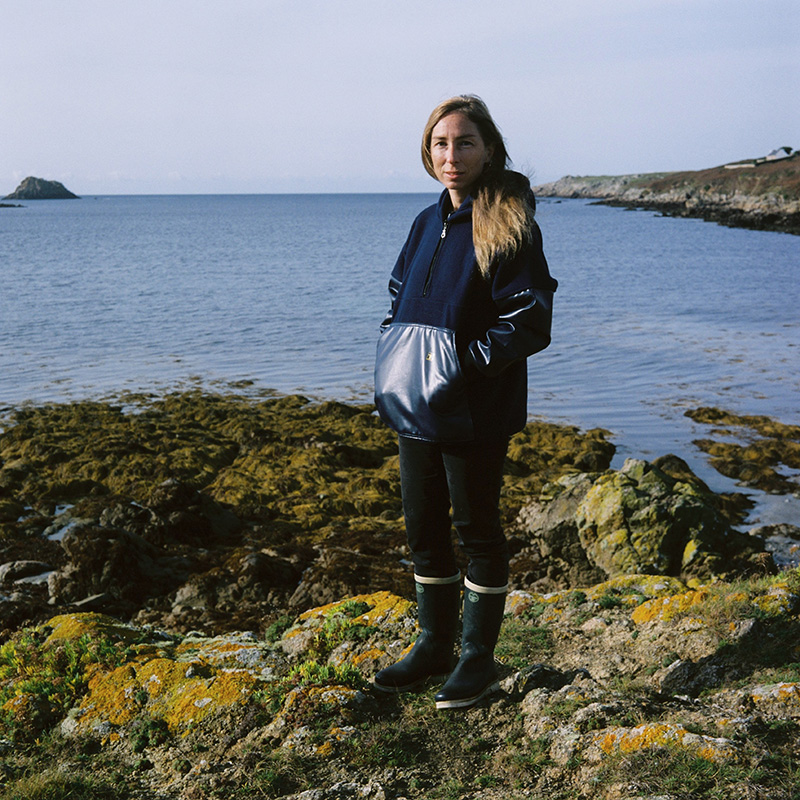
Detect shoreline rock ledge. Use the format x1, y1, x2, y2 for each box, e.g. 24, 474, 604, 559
534, 151, 800, 235
3, 175, 79, 200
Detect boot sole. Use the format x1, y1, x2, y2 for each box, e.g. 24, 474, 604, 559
372, 673, 449, 694
434, 680, 500, 709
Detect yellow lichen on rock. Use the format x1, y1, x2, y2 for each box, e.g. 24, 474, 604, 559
44, 613, 138, 644
587, 574, 688, 602
69, 655, 260, 737
509, 575, 690, 618
631, 589, 711, 624
350, 647, 389, 669
590, 722, 738, 763
751, 585, 799, 617
747, 682, 800, 717
506, 590, 558, 617
297, 591, 413, 628
174, 633, 278, 673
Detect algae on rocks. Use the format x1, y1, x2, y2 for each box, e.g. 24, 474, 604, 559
0, 391, 615, 636
686, 406, 800, 495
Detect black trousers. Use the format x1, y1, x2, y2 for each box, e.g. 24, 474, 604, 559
398, 436, 510, 588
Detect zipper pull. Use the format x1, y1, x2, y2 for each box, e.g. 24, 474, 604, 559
441, 221, 448, 239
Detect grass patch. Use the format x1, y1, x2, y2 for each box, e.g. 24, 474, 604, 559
306, 601, 377, 660
490, 734, 554, 786
496, 617, 554, 671
223, 751, 314, 798
0, 768, 121, 800
599, 743, 800, 799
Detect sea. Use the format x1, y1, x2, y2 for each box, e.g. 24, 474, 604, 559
2, 193, 799, 536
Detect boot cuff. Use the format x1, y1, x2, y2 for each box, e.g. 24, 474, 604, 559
415, 572, 461, 585
464, 577, 508, 594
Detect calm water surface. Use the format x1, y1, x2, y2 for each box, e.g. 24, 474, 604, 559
2, 194, 799, 527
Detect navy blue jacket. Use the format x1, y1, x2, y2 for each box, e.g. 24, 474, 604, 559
374, 188, 557, 442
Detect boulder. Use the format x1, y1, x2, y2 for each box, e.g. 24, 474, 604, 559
47, 524, 191, 609
98, 480, 242, 547
513, 456, 770, 587
0, 560, 54, 584
3, 176, 79, 200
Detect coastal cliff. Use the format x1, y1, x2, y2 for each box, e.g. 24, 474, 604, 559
534, 152, 800, 235
3, 176, 79, 200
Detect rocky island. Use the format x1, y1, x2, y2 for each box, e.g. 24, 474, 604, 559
534, 149, 800, 235
0, 391, 798, 799
3, 176, 79, 200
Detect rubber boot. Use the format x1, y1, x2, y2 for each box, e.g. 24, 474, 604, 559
373, 573, 461, 693
434, 578, 507, 709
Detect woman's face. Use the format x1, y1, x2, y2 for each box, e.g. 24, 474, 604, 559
429, 112, 494, 207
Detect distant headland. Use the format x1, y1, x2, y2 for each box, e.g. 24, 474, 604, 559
534, 149, 800, 235
3, 176, 79, 200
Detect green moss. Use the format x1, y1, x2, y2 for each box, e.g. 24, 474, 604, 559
129, 717, 170, 752
263, 615, 295, 643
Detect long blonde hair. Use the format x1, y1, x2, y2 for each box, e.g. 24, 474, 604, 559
421, 95, 536, 278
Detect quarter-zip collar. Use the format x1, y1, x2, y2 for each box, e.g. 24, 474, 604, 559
437, 188, 473, 225
422, 191, 474, 297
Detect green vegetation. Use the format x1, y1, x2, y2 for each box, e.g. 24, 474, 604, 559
129, 717, 171, 752
307, 600, 377, 659
598, 743, 800, 800
263, 614, 295, 642
0, 769, 121, 800
0, 626, 133, 742
258, 659, 365, 716
225, 750, 315, 798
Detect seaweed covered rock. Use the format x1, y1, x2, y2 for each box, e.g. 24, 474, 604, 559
686, 406, 800, 494
0, 391, 615, 634
513, 456, 769, 589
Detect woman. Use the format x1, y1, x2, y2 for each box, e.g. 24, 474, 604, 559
373, 95, 557, 709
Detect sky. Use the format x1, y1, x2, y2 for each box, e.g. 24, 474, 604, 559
3, 0, 798, 195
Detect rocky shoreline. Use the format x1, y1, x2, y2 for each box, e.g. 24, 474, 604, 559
0, 391, 798, 799
534, 154, 800, 235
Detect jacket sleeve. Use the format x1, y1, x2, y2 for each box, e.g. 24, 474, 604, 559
380, 220, 416, 330
463, 221, 556, 378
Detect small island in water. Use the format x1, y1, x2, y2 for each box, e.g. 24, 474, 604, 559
534, 147, 799, 235
3, 175, 79, 200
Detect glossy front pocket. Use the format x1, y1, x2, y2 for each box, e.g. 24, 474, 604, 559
374, 323, 473, 441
